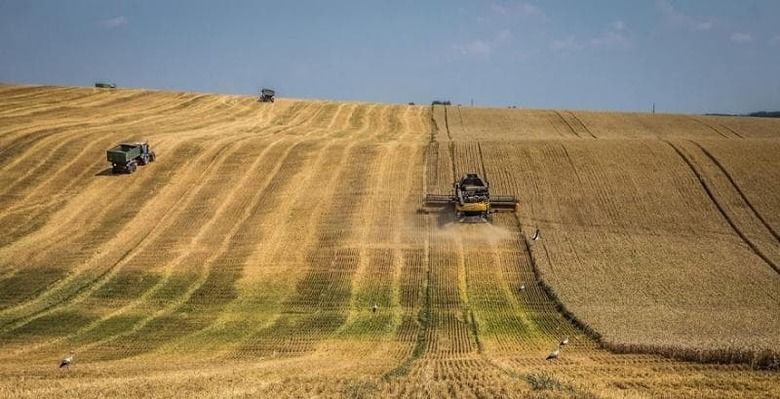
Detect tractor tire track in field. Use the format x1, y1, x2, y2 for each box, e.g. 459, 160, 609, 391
552, 110, 582, 138
553, 111, 598, 139
690, 117, 743, 139
692, 141, 779, 242
666, 140, 780, 274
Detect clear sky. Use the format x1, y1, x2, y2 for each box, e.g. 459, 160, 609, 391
1, 1, 779, 113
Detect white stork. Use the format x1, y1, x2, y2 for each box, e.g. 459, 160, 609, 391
545, 347, 560, 361
59, 353, 74, 370
560, 337, 569, 346
371, 304, 379, 313
532, 228, 541, 241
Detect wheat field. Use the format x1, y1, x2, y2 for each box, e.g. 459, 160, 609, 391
0, 84, 778, 398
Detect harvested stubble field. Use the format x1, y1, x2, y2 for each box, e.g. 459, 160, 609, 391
0, 83, 778, 398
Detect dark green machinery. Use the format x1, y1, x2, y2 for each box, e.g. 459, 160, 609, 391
259, 88, 275, 102
107, 142, 155, 174
94, 82, 117, 89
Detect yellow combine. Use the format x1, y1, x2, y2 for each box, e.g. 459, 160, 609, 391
424, 173, 518, 222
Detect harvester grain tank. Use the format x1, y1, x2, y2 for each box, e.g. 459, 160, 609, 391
424, 173, 517, 222
107, 142, 156, 174
259, 88, 275, 102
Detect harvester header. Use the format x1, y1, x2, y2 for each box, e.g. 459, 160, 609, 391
424, 173, 517, 223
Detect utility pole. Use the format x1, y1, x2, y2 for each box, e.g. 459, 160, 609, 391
652, 102, 655, 114
470, 98, 474, 107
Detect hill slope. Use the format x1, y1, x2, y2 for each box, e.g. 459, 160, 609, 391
0, 84, 778, 398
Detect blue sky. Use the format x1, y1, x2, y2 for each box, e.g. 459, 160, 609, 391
1, 1, 778, 113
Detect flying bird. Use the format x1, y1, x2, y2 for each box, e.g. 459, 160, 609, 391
560, 337, 569, 346
59, 353, 74, 370
545, 347, 560, 361
532, 228, 541, 241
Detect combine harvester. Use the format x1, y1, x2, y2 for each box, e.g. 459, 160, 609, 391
424, 173, 518, 223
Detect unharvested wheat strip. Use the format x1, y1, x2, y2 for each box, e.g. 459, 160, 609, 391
693, 141, 779, 242
64, 139, 308, 356
700, 140, 780, 232
567, 111, 598, 138
552, 110, 582, 138
689, 117, 732, 139
677, 142, 780, 269
703, 116, 744, 139
0, 137, 258, 333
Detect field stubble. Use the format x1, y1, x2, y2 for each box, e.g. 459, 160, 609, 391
0, 85, 778, 397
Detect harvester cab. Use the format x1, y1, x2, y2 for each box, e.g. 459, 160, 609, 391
424, 173, 518, 223
259, 88, 275, 103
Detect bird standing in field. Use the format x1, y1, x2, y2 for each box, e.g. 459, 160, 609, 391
520, 284, 526, 291
545, 347, 560, 361
560, 337, 569, 346
532, 228, 541, 241
371, 304, 378, 313
59, 352, 75, 370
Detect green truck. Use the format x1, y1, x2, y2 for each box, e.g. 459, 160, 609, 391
107, 142, 156, 174
95, 82, 117, 89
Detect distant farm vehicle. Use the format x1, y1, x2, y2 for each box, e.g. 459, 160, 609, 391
259, 88, 275, 103
107, 142, 156, 174
408, 102, 415, 106
424, 173, 517, 223
432, 100, 451, 106
95, 82, 117, 89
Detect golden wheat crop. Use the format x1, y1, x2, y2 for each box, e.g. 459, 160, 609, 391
0, 84, 778, 398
